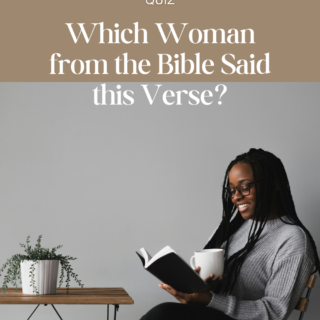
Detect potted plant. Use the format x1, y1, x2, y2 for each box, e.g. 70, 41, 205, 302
0, 235, 84, 296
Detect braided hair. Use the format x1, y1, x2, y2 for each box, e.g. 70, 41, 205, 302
205, 148, 320, 295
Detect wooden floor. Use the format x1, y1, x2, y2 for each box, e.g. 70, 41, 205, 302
0, 288, 134, 305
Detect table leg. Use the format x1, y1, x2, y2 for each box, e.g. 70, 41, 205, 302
27, 304, 40, 320
114, 305, 119, 320
28, 303, 119, 320
107, 304, 119, 320
51, 304, 64, 320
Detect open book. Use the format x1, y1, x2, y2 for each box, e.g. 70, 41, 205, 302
136, 246, 208, 294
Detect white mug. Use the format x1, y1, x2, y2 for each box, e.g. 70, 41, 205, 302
190, 249, 224, 280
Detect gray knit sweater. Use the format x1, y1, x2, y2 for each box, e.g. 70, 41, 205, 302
206, 216, 315, 320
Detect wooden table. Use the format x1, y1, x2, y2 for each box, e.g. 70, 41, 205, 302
0, 287, 134, 320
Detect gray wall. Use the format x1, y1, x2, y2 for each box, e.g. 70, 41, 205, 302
0, 83, 319, 320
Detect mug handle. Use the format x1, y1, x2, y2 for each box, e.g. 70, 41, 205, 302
190, 255, 196, 269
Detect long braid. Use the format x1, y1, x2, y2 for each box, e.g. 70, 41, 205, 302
205, 148, 320, 295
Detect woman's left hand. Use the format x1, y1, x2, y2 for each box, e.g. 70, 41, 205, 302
158, 284, 213, 306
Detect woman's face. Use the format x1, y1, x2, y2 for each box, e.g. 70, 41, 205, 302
228, 162, 257, 220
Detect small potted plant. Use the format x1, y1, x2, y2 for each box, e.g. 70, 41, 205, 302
0, 235, 84, 296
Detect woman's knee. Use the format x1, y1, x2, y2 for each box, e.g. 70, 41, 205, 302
140, 302, 180, 320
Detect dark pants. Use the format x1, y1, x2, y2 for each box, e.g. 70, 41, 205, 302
141, 302, 235, 320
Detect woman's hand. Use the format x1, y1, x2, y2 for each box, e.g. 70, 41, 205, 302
194, 266, 226, 293
158, 283, 213, 306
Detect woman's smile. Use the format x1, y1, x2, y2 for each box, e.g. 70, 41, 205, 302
238, 203, 250, 212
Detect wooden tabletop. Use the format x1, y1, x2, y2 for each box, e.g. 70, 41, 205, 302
0, 288, 134, 305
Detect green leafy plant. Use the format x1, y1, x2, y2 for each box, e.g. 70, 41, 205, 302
0, 235, 84, 296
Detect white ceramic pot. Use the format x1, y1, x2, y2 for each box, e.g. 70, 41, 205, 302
21, 260, 59, 295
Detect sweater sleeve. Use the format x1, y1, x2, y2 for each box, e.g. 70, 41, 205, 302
207, 254, 314, 320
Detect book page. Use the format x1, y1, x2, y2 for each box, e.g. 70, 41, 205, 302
145, 246, 176, 268
139, 248, 153, 266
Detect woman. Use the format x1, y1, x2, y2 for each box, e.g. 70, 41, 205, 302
141, 148, 319, 320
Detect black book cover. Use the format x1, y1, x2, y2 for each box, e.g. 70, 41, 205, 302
137, 252, 208, 294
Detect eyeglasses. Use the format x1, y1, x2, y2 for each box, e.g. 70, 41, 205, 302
224, 182, 257, 198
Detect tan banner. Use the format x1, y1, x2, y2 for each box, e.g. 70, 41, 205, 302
1, 0, 319, 81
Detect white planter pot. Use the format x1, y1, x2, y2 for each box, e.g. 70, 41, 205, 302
21, 260, 59, 295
